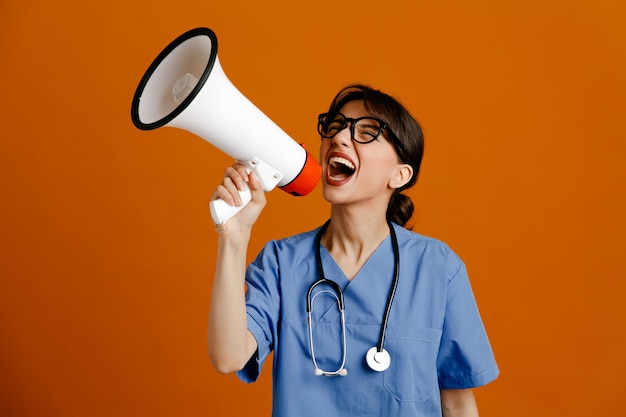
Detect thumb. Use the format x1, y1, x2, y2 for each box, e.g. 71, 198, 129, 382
247, 171, 265, 196
245, 171, 267, 208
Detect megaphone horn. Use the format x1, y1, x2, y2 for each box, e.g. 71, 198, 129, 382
131, 27, 321, 225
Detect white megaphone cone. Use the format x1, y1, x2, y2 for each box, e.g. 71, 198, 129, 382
131, 27, 321, 225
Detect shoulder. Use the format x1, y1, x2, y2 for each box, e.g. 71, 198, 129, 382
392, 223, 458, 256
391, 223, 465, 283
266, 225, 321, 250
252, 225, 322, 263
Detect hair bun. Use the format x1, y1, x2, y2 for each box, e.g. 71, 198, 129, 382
387, 193, 414, 227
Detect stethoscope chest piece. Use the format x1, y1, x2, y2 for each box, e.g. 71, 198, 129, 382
366, 346, 391, 372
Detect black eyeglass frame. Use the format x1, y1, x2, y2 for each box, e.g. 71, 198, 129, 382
317, 112, 411, 166
317, 112, 397, 144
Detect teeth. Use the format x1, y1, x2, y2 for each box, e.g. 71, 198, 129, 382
329, 156, 355, 170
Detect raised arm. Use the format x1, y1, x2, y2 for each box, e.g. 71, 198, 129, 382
207, 164, 266, 374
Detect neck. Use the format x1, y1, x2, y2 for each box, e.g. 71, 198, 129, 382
322, 207, 390, 269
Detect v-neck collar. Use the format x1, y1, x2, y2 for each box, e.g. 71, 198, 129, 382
312, 233, 397, 322
318, 234, 391, 287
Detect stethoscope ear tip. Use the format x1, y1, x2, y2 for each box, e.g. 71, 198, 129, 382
338, 368, 348, 376
314, 368, 324, 376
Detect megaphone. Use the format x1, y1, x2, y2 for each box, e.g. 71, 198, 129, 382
131, 27, 321, 225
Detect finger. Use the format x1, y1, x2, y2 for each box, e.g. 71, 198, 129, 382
211, 185, 234, 206
224, 166, 248, 192
224, 177, 244, 206
214, 178, 242, 206
232, 164, 250, 183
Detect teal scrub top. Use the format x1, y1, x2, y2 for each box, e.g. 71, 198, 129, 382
237, 223, 499, 417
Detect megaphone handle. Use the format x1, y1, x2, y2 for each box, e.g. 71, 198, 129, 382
209, 158, 282, 226
209, 183, 252, 226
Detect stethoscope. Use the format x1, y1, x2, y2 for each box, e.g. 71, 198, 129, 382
306, 220, 400, 376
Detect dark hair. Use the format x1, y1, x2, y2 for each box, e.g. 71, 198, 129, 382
324, 84, 424, 227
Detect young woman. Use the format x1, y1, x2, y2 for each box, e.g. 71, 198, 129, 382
208, 84, 499, 417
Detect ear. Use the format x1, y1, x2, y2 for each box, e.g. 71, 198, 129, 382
389, 163, 413, 190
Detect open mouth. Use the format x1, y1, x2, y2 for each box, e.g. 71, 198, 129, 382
328, 155, 356, 181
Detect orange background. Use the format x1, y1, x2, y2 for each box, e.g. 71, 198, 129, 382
1, 1, 625, 416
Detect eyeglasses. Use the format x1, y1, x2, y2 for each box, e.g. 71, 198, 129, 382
317, 112, 395, 144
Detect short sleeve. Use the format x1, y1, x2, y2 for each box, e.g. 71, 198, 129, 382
437, 261, 499, 389
236, 242, 281, 383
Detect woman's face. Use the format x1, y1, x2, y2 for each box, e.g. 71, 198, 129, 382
319, 100, 411, 209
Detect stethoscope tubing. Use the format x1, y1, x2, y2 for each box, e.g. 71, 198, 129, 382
308, 220, 400, 374
376, 222, 399, 352
307, 290, 348, 376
